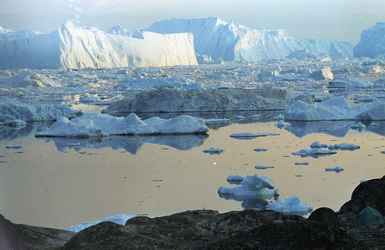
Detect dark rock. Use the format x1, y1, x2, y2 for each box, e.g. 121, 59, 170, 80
0, 214, 73, 250
63, 210, 355, 250
340, 176, 385, 215
358, 207, 385, 226
308, 207, 338, 227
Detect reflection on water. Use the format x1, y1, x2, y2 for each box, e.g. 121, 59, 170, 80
1, 120, 385, 229
47, 135, 208, 154
285, 121, 355, 138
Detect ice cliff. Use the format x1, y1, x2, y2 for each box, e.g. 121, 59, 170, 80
147, 17, 353, 63
0, 21, 198, 69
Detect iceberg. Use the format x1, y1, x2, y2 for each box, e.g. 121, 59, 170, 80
147, 17, 353, 63
0, 21, 198, 69
35, 113, 208, 138
267, 197, 313, 216
218, 175, 312, 215
354, 22, 385, 58
0, 98, 79, 125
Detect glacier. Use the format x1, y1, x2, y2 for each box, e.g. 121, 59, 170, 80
147, 17, 353, 63
0, 21, 198, 69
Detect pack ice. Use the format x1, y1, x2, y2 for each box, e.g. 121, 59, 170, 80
147, 17, 353, 63
35, 113, 208, 137
0, 21, 198, 69
0, 98, 79, 126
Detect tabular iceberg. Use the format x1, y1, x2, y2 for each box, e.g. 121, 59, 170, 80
0, 21, 198, 69
147, 17, 353, 63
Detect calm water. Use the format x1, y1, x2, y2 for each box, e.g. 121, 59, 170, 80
1, 121, 385, 229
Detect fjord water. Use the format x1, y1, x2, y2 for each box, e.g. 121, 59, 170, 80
0, 120, 384, 229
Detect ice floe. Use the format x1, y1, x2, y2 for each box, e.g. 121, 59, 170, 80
0, 98, 79, 125
325, 166, 344, 173
230, 132, 279, 140
203, 147, 224, 155
36, 113, 208, 138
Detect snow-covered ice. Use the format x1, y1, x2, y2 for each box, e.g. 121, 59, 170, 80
66, 213, 135, 232
267, 196, 313, 216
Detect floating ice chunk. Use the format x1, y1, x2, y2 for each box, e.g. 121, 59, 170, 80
328, 143, 360, 151
66, 213, 135, 233
205, 118, 231, 127
254, 148, 268, 152
277, 119, 289, 129
36, 113, 208, 138
267, 196, 313, 216
241, 175, 275, 190
203, 147, 224, 155
292, 148, 337, 158
351, 122, 366, 131
230, 132, 279, 140
325, 166, 344, 173
218, 186, 277, 201
227, 175, 244, 184
310, 141, 328, 149
255, 165, 274, 170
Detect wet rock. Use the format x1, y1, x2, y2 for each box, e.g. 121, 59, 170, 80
63, 210, 353, 250
358, 207, 385, 226
309, 207, 338, 227
340, 176, 385, 215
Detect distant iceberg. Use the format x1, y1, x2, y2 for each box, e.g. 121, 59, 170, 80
147, 17, 353, 63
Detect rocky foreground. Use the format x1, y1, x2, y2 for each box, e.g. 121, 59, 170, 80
4, 176, 385, 249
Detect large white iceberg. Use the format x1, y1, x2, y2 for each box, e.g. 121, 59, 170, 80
35, 113, 209, 137
0, 21, 198, 69
147, 17, 353, 63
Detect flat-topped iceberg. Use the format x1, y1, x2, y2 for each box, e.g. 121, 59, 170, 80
35, 113, 208, 138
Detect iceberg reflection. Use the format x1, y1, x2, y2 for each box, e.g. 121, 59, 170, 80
45, 134, 208, 154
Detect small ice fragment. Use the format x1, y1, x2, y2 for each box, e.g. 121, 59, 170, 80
227, 175, 244, 184
255, 165, 274, 170
5, 145, 22, 150
310, 141, 328, 149
328, 143, 360, 151
230, 132, 279, 140
203, 147, 224, 155
325, 166, 344, 173
254, 148, 268, 152
294, 162, 309, 166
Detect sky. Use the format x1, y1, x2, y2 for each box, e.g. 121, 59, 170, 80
0, 0, 385, 43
